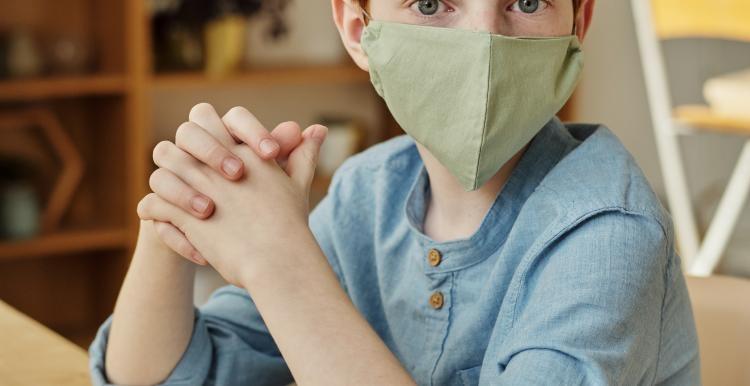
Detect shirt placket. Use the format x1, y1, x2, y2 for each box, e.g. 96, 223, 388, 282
422, 246, 454, 386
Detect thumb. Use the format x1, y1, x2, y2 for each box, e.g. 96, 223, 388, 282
287, 124, 327, 192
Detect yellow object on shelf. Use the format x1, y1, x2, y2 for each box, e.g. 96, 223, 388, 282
651, 0, 750, 42
204, 15, 248, 78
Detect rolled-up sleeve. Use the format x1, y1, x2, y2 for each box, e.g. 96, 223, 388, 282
481, 210, 674, 385
89, 286, 295, 386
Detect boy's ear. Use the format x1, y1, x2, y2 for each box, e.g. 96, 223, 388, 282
575, 0, 596, 42
331, 0, 369, 71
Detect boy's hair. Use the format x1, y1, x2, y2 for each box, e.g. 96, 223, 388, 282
354, 0, 581, 14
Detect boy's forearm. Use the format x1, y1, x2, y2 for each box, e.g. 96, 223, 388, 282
105, 221, 197, 385
242, 227, 416, 386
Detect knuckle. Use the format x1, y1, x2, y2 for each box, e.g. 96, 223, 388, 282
152, 141, 173, 164
148, 168, 165, 191
174, 122, 195, 146
226, 106, 248, 118
137, 194, 155, 217
145, 192, 159, 205
189, 103, 214, 120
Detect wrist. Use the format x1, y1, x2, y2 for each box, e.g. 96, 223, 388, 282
239, 224, 320, 290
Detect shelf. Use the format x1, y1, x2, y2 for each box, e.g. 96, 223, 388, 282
674, 105, 750, 136
0, 75, 128, 102
0, 228, 130, 261
151, 64, 370, 90
54, 323, 99, 349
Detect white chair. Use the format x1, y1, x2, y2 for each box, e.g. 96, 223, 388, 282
631, 0, 750, 276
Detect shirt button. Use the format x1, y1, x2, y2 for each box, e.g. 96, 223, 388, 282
427, 249, 442, 267
429, 291, 444, 309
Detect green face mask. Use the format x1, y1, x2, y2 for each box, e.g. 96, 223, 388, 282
360, 20, 584, 191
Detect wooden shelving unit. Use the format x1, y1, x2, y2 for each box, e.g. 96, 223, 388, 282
0, 229, 130, 261
0, 0, 139, 348
0, 75, 128, 102
152, 64, 370, 89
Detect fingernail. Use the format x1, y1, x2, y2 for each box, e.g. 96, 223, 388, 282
222, 157, 242, 176
260, 139, 279, 156
191, 196, 210, 213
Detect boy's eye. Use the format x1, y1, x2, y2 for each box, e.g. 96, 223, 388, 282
512, 0, 546, 14
414, 0, 441, 16
518, 0, 539, 13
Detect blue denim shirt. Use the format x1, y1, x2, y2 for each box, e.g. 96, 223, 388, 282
90, 118, 700, 385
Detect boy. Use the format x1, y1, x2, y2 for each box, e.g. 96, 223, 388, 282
90, 0, 700, 385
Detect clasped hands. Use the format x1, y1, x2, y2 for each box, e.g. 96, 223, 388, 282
137, 103, 328, 287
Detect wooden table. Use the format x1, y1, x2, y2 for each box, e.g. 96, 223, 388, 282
0, 300, 90, 385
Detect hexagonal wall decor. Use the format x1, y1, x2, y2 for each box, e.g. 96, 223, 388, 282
0, 109, 84, 233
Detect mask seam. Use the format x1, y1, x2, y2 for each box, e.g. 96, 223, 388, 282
474, 35, 493, 190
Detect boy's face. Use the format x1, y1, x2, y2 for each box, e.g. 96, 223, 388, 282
332, 0, 594, 71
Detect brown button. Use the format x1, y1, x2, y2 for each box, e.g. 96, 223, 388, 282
429, 291, 444, 309
428, 249, 442, 267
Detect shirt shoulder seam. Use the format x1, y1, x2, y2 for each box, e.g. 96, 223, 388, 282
506, 204, 671, 334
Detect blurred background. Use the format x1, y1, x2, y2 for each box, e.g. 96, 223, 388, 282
0, 0, 747, 365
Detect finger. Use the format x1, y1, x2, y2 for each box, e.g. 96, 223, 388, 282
222, 106, 280, 160
149, 168, 214, 219
175, 121, 244, 180
153, 221, 207, 265
152, 140, 211, 191
287, 124, 328, 192
137, 193, 192, 232
270, 121, 303, 160
189, 103, 235, 147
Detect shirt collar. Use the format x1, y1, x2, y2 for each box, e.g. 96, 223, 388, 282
404, 117, 577, 274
